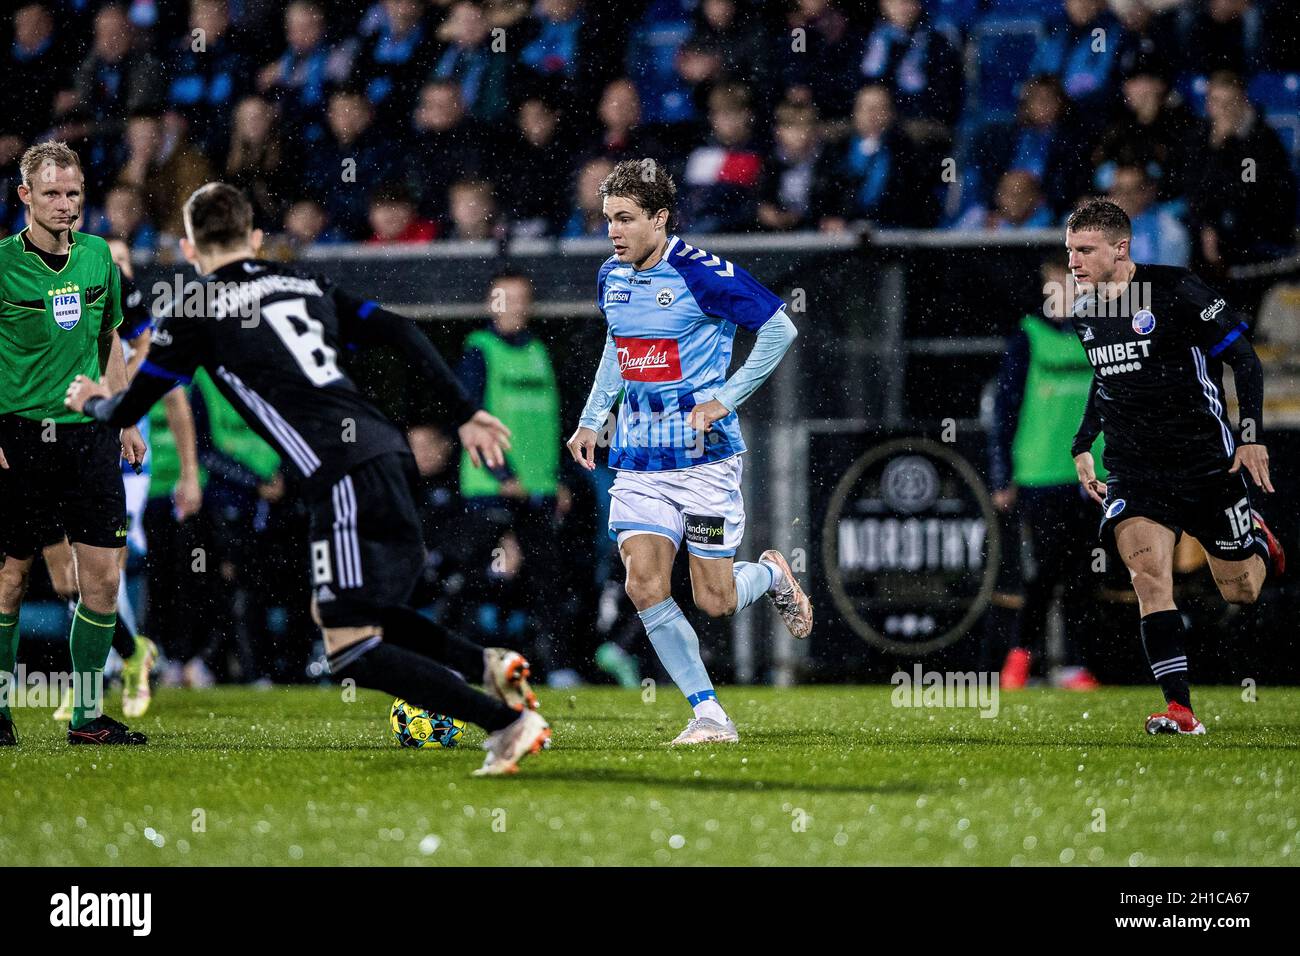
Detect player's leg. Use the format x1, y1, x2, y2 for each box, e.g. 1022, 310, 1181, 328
0, 555, 35, 743
41, 539, 80, 722
1113, 517, 1202, 735
311, 455, 547, 774
117, 473, 159, 717
1189, 473, 1280, 606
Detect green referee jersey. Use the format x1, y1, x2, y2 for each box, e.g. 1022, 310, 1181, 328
0, 228, 123, 423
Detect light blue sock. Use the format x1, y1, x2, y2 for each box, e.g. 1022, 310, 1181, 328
638, 597, 714, 704
733, 560, 777, 612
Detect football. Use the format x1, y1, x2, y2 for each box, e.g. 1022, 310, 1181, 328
389, 698, 466, 749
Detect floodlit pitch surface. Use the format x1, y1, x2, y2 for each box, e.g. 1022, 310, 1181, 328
3, 686, 1297, 865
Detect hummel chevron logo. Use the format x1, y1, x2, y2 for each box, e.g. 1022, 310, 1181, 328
673, 243, 734, 277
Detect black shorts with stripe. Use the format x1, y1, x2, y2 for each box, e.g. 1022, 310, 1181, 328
306, 451, 426, 628
0, 414, 127, 557
1098, 468, 1257, 562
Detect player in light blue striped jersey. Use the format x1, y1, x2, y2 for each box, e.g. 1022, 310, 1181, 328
567, 159, 812, 745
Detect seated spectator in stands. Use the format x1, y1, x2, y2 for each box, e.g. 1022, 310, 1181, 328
0, 139, 24, 235
301, 85, 397, 240
431, 1, 513, 123
403, 80, 488, 223
757, 102, 825, 231
70, 4, 165, 187
954, 170, 1054, 231
963, 75, 1090, 220
859, 0, 964, 128
816, 83, 936, 230
584, 78, 666, 164
1188, 70, 1297, 273
1030, 0, 1123, 120
367, 182, 439, 243
500, 96, 572, 237
1091, 60, 1199, 206
1181, 0, 1265, 77
1108, 164, 1190, 267
777, 0, 866, 121
93, 182, 158, 253
680, 82, 764, 233
282, 198, 346, 248
115, 109, 212, 239
1113, 0, 1182, 81
518, 0, 584, 85
256, 1, 340, 142
447, 179, 500, 240
1, 4, 74, 143
675, 0, 771, 116
351, 0, 439, 131
166, 0, 249, 160
563, 156, 615, 238
224, 96, 290, 232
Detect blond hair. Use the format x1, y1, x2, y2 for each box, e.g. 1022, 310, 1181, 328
20, 141, 83, 188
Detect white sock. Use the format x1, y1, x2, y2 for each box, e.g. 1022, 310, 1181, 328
761, 558, 785, 591
693, 698, 728, 724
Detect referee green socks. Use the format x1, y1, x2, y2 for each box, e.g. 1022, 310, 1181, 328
69, 603, 116, 729
0, 611, 17, 721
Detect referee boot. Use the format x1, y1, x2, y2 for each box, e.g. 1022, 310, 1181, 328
0, 715, 16, 746
1250, 510, 1286, 577
67, 715, 147, 746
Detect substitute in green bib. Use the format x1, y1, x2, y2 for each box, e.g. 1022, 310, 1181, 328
987, 258, 1105, 691
0, 141, 148, 747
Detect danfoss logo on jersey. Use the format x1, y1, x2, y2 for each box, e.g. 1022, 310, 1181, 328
615, 336, 681, 382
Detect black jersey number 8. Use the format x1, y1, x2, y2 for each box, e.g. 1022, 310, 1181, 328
263, 297, 343, 386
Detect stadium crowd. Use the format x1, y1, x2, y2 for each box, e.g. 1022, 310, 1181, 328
3, 0, 1298, 688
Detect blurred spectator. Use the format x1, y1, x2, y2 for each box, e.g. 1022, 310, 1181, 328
584, 77, 668, 165
302, 86, 397, 240
519, 0, 585, 85
116, 110, 213, 238
1112, 0, 1182, 81
778, 0, 866, 121
757, 101, 825, 231
816, 84, 935, 230
675, 0, 771, 116
1091, 61, 1199, 205
447, 179, 499, 240
2, 3, 75, 142
224, 96, 291, 232
406, 423, 468, 611
1108, 163, 1191, 267
257, 1, 342, 143
1030, 0, 1122, 119
1180, 0, 1264, 77
351, 0, 439, 130
68, 4, 165, 186
281, 198, 346, 248
402, 80, 488, 224
366, 182, 438, 243
431, 0, 513, 122
859, 0, 963, 128
681, 82, 764, 232
963, 75, 1090, 219
165, 0, 249, 160
563, 155, 615, 238
86, 182, 159, 253
955, 170, 1053, 230
500, 96, 572, 237
1188, 70, 1297, 273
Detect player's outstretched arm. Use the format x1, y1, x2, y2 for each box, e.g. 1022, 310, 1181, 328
568, 331, 623, 471
1221, 337, 1273, 492
1071, 376, 1106, 504
688, 310, 798, 433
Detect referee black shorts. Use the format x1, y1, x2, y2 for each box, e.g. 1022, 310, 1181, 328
306, 451, 427, 628
1098, 468, 1257, 562
0, 414, 128, 558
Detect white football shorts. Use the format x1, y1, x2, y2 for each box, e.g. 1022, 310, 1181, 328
607, 455, 745, 559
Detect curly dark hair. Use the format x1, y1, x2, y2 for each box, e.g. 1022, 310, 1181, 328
1066, 198, 1131, 239
598, 158, 677, 231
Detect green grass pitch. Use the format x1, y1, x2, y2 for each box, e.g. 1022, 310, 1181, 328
3, 686, 1298, 866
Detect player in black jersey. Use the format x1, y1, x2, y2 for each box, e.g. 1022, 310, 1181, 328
65, 183, 551, 775
1065, 199, 1285, 736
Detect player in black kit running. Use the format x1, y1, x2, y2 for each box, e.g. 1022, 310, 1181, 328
1065, 200, 1285, 736
65, 183, 551, 775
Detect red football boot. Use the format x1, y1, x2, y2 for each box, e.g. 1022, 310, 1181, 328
1145, 700, 1205, 736
1251, 510, 1286, 577
1001, 648, 1031, 690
